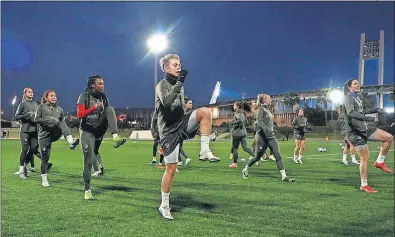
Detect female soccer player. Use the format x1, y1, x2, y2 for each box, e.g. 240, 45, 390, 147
242, 94, 294, 182
337, 106, 359, 166
34, 90, 80, 187
291, 109, 311, 164
76, 75, 127, 200
343, 79, 393, 193
14, 88, 47, 179
229, 101, 255, 168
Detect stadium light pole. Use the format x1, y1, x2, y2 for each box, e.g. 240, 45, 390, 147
147, 33, 168, 104
12, 96, 17, 120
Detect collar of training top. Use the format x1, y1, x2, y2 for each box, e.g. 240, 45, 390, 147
165, 73, 178, 85
349, 92, 359, 98
88, 89, 103, 99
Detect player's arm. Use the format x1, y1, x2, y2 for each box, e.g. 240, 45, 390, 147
291, 117, 299, 129
76, 93, 97, 119
256, 107, 270, 132
344, 96, 375, 121
34, 105, 56, 128
156, 80, 183, 108
14, 102, 28, 121
228, 113, 242, 125
363, 108, 379, 114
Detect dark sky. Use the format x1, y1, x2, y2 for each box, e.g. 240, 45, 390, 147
2, 2, 394, 115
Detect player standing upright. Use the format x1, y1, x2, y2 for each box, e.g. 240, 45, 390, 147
156, 54, 220, 220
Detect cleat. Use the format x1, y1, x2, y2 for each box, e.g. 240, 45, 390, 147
99, 164, 104, 176
178, 161, 184, 166
148, 160, 157, 165
360, 185, 377, 193
242, 167, 249, 179
297, 159, 303, 164
42, 181, 50, 187
200, 150, 220, 162
92, 171, 100, 177
176, 168, 180, 173
184, 158, 191, 165
229, 153, 233, 160
341, 160, 349, 166
373, 162, 392, 173
29, 167, 36, 172
269, 155, 276, 161
70, 138, 80, 150
282, 176, 295, 182
293, 158, 299, 164
229, 163, 238, 168
351, 160, 360, 165
14, 171, 19, 175
84, 190, 95, 200
113, 136, 127, 148
158, 206, 173, 220
19, 172, 26, 180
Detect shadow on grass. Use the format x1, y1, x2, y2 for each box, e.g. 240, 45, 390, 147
170, 194, 217, 213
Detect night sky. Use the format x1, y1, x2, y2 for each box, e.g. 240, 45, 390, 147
2, 2, 394, 116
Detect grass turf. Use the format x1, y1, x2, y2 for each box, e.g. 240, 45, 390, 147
1, 139, 394, 237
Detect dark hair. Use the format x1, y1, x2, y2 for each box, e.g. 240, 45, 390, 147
86, 75, 103, 92
235, 101, 251, 113
343, 78, 357, 96
41, 90, 55, 104
184, 96, 192, 104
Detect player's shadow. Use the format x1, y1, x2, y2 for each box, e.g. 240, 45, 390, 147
98, 185, 138, 193
170, 194, 216, 213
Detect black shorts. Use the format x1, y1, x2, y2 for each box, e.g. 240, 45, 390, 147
294, 134, 305, 141
347, 127, 377, 148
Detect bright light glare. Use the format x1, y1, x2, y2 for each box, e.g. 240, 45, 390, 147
384, 107, 394, 113
147, 34, 168, 53
329, 90, 343, 104
12, 96, 17, 105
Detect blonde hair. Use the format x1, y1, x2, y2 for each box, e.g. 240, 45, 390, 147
22, 88, 33, 101
41, 90, 55, 104
159, 54, 180, 72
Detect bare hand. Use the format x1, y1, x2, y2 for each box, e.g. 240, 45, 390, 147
95, 102, 104, 108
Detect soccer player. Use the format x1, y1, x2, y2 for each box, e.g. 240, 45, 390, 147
292, 109, 311, 164
242, 94, 294, 182
343, 79, 393, 193
14, 88, 51, 179
178, 98, 193, 165
156, 54, 220, 220
34, 90, 80, 187
76, 75, 127, 199
149, 107, 160, 165
337, 106, 359, 166
229, 102, 255, 168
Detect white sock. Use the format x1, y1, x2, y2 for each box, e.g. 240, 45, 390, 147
361, 179, 368, 187
351, 155, 357, 162
161, 191, 170, 207
112, 134, 119, 139
19, 166, 24, 172
376, 155, 385, 163
293, 155, 298, 160
280, 169, 287, 179
41, 174, 48, 182
244, 165, 250, 170
66, 135, 74, 145
200, 135, 210, 153
152, 157, 157, 161
298, 155, 302, 160
342, 154, 347, 161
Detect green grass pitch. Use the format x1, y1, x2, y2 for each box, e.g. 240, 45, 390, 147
1, 139, 394, 237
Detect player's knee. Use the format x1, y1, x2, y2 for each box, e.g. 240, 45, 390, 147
197, 107, 211, 118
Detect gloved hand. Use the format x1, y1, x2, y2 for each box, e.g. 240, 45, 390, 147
178, 69, 188, 83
